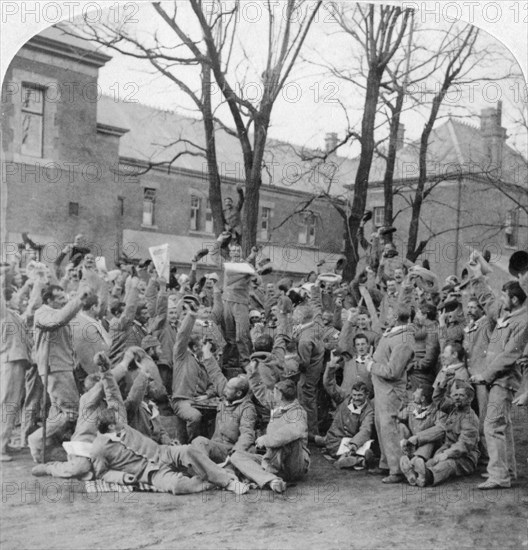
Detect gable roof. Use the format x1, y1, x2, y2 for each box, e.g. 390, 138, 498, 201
96, 95, 356, 196
354, 117, 527, 187
97, 93, 527, 195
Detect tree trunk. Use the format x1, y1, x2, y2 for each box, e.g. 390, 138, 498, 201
383, 90, 405, 237
202, 66, 224, 236
406, 93, 444, 261
346, 70, 382, 275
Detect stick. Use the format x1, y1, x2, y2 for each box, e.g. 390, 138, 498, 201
41, 362, 49, 463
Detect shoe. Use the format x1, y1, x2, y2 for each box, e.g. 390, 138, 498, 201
364, 449, 377, 471
367, 467, 389, 476
382, 474, 404, 484
313, 436, 326, 447
400, 456, 417, 486
269, 479, 287, 494
0, 454, 13, 462
226, 480, 249, 495
336, 456, 361, 469
31, 465, 49, 477
411, 457, 427, 487
477, 480, 511, 490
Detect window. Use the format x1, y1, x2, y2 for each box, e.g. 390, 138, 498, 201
69, 202, 79, 216
205, 199, 213, 233
190, 195, 201, 231
261, 207, 271, 240
118, 196, 124, 216
505, 208, 519, 247
298, 214, 316, 246
373, 206, 385, 228
142, 188, 156, 226
21, 84, 44, 157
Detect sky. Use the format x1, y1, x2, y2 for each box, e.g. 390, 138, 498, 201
1, 1, 527, 156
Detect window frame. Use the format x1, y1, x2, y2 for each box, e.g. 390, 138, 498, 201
21, 84, 44, 158
142, 188, 156, 227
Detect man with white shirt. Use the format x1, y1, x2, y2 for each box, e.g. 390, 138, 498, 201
316, 381, 374, 469
323, 335, 373, 403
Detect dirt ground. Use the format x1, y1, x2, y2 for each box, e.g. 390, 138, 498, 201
1, 410, 527, 550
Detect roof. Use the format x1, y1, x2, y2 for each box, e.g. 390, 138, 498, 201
96, 95, 355, 196
354, 117, 527, 186
97, 97, 526, 195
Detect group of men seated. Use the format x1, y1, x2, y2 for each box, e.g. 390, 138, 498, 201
1, 221, 527, 496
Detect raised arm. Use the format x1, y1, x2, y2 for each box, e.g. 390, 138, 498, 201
247, 361, 275, 411
323, 360, 346, 404
173, 310, 197, 363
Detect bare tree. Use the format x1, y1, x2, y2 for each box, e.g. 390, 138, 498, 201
303, 3, 411, 278
68, 0, 321, 252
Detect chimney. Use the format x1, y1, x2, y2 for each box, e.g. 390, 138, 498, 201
480, 101, 507, 169
395, 123, 405, 150
324, 132, 338, 153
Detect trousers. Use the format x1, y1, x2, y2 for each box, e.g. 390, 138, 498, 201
223, 301, 251, 367
28, 371, 79, 462
0, 360, 28, 452
171, 399, 202, 443
149, 445, 234, 494
427, 455, 475, 486
484, 385, 516, 486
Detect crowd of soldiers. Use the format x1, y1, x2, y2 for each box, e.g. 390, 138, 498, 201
1, 209, 527, 495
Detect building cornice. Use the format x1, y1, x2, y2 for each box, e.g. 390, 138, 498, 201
117, 156, 345, 203
24, 34, 111, 68
97, 123, 129, 137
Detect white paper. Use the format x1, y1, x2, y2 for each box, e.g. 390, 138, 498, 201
149, 243, 170, 280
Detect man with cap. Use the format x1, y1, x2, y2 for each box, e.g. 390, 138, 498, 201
400, 380, 479, 487
229, 370, 309, 493
467, 257, 528, 490
191, 341, 256, 462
